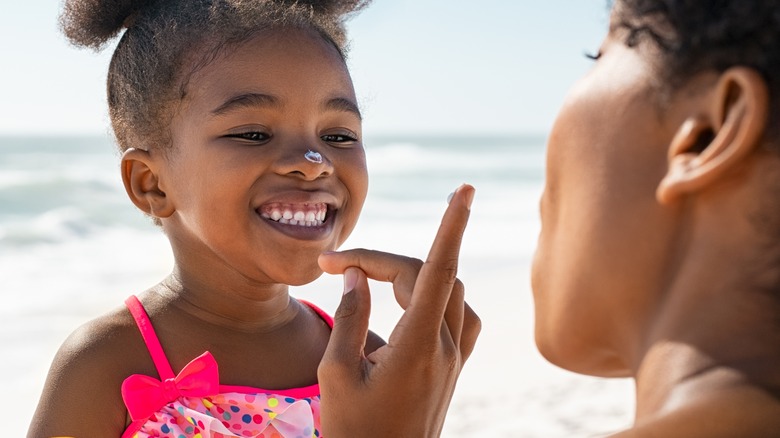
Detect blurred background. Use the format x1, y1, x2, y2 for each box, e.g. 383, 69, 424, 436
1, 1, 635, 436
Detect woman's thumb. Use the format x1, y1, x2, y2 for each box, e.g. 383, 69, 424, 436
320, 267, 371, 377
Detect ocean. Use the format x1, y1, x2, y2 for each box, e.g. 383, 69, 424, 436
1, 134, 633, 436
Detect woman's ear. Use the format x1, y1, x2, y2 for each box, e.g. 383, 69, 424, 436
656, 67, 769, 204
121, 148, 175, 219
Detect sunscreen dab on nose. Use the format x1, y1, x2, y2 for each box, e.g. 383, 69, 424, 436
304, 150, 323, 164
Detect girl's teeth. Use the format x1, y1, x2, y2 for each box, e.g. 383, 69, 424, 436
260, 202, 328, 227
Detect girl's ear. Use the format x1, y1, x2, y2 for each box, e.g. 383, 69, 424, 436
121, 148, 175, 219
656, 67, 769, 204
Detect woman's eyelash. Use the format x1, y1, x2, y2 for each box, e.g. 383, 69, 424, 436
584, 51, 602, 61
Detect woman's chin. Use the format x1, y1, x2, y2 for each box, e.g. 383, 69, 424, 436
534, 326, 631, 378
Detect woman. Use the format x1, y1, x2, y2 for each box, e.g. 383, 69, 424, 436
318, 0, 780, 436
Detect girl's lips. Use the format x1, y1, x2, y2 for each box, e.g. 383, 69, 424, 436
259, 202, 328, 227
255, 203, 336, 241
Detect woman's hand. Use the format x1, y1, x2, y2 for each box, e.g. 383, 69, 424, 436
317, 184, 480, 437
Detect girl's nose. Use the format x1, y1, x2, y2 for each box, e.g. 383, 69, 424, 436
275, 147, 334, 180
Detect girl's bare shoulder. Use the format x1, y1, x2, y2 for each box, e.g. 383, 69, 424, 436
29, 304, 154, 436
56, 304, 153, 373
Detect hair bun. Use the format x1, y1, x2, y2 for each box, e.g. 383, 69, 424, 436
60, 0, 156, 49
286, 0, 371, 16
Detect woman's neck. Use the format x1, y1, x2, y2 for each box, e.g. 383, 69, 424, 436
631, 240, 780, 421
631, 174, 780, 421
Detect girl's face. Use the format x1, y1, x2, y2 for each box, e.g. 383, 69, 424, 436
159, 28, 367, 287
531, 8, 694, 375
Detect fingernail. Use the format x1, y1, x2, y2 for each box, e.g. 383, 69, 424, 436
447, 191, 455, 204
463, 185, 475, 210
343, 267, 358, 295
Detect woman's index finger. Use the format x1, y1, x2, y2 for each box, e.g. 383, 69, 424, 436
405, 184, 474, 332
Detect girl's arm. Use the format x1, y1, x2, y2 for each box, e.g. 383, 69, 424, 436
28, 313, 137, 437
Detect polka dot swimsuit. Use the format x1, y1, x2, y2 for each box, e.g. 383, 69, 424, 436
121, 296, 330, 438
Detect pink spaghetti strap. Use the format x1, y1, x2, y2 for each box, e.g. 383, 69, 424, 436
299, 299, 334, 329
124, 295, 176, 380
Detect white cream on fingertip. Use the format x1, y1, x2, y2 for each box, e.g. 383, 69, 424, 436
447, 184, 469, 204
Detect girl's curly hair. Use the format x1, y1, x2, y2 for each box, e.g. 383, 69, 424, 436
60, 0, 370, 152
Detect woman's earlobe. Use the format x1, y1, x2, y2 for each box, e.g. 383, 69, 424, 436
121, 148, 175, 219
656, 67, 769, 205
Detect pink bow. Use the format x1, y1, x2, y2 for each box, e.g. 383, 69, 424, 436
121, 351, 219, 421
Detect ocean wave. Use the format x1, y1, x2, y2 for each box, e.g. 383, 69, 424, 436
0, 202, 151, 247
0, 207, 98, 246
365, 140, 544, 177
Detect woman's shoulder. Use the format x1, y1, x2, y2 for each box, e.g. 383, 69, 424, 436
611, 387, 780, 437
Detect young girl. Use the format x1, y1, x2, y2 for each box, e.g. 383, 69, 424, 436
28, 0, 385, 436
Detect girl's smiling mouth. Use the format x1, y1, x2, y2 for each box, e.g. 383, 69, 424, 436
259, 202, 329, 227
254, 192, 341, 241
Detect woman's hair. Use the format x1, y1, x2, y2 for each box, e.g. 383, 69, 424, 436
60, 0, 370, 152
616, 0, 780, 141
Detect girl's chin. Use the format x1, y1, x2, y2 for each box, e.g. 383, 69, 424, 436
266, 266, 325, 287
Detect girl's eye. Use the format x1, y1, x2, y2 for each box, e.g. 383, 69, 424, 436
584, 50, 602, 61
321, 133, 358, 145
225, 131, 271, 143
231, 132, 269, 142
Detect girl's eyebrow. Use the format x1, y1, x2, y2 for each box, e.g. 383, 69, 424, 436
211, 92, 279, 116
324, 97, 362, 120
210, 92, 362, 120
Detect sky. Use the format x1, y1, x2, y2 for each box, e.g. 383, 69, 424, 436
0, 0, 608, 136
